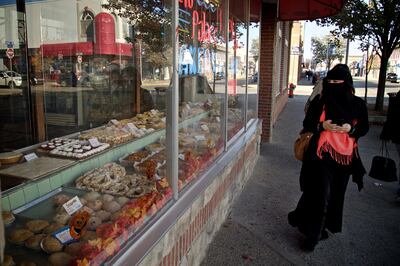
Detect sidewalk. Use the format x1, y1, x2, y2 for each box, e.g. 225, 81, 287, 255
201, 95, 400, 265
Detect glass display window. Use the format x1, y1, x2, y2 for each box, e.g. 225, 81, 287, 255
227, 0, 248, 140
177, 0, 227, 190
247, 0, 260, 124
0, 2, 33, 152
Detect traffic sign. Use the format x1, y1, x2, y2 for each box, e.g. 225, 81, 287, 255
6, 48, 14, 59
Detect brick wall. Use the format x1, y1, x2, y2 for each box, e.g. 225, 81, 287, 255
258, 4, 289, 142
139, 123, 262, 266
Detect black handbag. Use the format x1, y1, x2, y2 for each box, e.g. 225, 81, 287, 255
369, 141, 398, 182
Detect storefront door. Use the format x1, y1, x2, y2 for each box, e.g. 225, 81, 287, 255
0, 0, 34, 152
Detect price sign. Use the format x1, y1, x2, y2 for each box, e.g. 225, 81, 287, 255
24, 153, 38, 162
62, 196, 83, 216
89, 137, 101, 148
53, 226, 75, 245
194, 135, 206, 141
200, 125, 209, 131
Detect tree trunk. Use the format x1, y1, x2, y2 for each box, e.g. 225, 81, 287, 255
375, 54, 389, 111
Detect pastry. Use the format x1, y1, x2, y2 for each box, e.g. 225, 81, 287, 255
103, 201, 121, 213
25, 234, 46, 250
101, 194, 114, 203
83, 191, 101, 201
86, 200, 102, 211
48, 252, 72, 266
87, 216, 102, 231
2, 255, 15, 266
81, 230, 97, 241
8, 229, 34, 244
78, 197, 87, 206
43, 223, 64, 235
53, 213, 70, 225
81, 206, 94, 215
41, 236, 63, 253
95, 210, 111, 222
116, 196, 129, 206
64, 242, 82, 257
26, 219, 50, 233
110, 211, 121, 221
53, 194, 71, 206
2, 211, 15, 225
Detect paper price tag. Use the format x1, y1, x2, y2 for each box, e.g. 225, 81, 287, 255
127, 123, 138, 131
110, 119, 119, 125
150, 109, 158, 115
88, 137, 101, 148
194, 135, 206, 141
63, 196, 83, 216
216, 117, 221, 122
200, 125, 209, 131
53, 226, 75, 245
161, 117, 166, 123
178, 154, 185, 161
24, 153, 38, 162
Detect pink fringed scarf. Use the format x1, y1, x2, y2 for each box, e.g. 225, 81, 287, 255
317, 110, 356, 165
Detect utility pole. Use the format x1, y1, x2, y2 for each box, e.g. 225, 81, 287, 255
345, 38, 350, 65
364, 40, 370, 102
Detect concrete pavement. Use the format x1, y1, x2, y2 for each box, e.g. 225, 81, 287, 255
201, 90, 400, 265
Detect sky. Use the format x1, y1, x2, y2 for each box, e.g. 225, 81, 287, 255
303, 21, 364, 60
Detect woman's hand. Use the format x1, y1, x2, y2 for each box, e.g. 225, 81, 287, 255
336, 123, 351, 133
322, 120, 339, 132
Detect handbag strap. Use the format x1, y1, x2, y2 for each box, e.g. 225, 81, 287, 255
381, 141, 391, 158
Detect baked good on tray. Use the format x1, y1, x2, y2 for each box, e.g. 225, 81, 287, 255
2, 211, 15, 226
48, 252, 72, 266
8, 229, 34, 245
25, 233, 46, 250
25, 219, 50, 233
41, 236, 63, 253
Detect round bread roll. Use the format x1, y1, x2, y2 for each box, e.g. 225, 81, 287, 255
81, 230, 97, 242
95, 210, 111, 222
2, 211, 15, 226
78, 197, 87, 206
110, 211, 121, 221
87, 216, 102, 231
2, 255, 15, 266
103, 201, 121, 213
80, 206, 94, 216
25, 219, 50, 233
86, 200, 102, 211
25, 234, 46, 250
43, 222, 64, 235
101, 194, 114, 203
41, 236, 63, 253
8, 229, 34, 244
48, 252, 72, 266
64, 242, 82, 257
116, 196, 129, 206
83, 191, 100, 201
52, 213, 70, 225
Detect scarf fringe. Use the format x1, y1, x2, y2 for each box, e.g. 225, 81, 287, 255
317, 141, 353, 165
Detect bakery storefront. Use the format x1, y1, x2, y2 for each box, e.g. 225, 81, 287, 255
0, 0, 261, 265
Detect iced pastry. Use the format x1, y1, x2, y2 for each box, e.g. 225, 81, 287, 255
53, 194, 71, 206
53, 213, 70, 225
95, 210, 111, 222
86, 200, 102, 211
103, 201, 121, 213
83, 191, 101, 201
87, 216, 102, 231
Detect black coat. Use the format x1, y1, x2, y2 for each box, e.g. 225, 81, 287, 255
300, 94, 369, 192
381, 91, 400, 144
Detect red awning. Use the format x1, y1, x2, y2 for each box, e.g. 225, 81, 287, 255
278, 0, 344, 21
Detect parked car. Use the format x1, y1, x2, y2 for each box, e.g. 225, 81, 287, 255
0, 71, 22, 88
386, 72, 399, 83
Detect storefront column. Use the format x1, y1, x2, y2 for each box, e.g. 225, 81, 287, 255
258, 3, 277, 142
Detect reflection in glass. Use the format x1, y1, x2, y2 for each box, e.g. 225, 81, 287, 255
227, 0, 248, 139
177, 0, 227, 189
0, 3, 32, 152
247, 0, 260, 123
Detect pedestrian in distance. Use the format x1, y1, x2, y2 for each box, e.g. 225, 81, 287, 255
288, 64, 369, 251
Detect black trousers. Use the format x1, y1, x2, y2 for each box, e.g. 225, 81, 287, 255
293, 156, 350, 242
